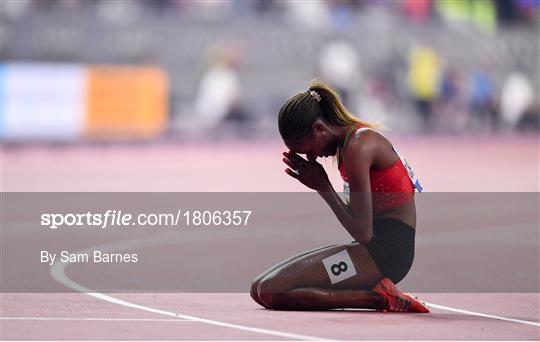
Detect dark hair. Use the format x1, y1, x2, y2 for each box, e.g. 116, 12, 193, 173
278, 79, 377, 141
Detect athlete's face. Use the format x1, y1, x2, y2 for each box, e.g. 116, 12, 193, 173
285, 121, 338, 160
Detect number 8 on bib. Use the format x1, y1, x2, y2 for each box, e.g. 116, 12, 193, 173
322, 249, 357, 284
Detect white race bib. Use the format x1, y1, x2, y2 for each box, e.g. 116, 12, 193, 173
393, 146, 423, 192
322, 249, 357, 284
343, 181, 350, 204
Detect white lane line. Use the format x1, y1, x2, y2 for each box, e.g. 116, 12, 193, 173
49, 230, 539, 337
50, 233, 332, 341
424, 301, 540, 327
1, 317, 193, 322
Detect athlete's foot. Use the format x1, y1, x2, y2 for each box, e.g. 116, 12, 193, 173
372, 278, 429, 313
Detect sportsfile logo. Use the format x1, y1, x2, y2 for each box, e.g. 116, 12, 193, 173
41, 210, 140, 229
40, 210, 252, 229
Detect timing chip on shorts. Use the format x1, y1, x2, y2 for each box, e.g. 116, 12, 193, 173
322, 249, 357, 284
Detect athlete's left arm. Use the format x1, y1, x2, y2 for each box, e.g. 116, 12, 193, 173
318, 132, 375, 244
340, 132, 375, 244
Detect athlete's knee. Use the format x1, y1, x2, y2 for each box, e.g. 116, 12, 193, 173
250, 271, 265, 292
258, 290, 285, 310
260, 293, 289, 310
250, 278, 264, 307
257, 274, 288, 310
258, 290, 290, 310
250, 279, 258, 298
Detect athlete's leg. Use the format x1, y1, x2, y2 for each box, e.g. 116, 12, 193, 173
268, 287, 386, 310
250, 244, 338, 307
256, 243, 387, 310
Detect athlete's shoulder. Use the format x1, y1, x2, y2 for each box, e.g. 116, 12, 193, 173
347, 127, 386, 150
351, 127, 380, 141
344, 127, 382, 158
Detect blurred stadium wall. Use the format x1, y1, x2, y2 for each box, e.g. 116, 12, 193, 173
0, 0, 539, 142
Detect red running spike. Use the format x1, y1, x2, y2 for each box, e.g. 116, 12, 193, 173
372, 278, 429, 313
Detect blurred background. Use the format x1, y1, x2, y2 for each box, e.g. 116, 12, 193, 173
1, 0, 539, 192
2, 2, 538, 308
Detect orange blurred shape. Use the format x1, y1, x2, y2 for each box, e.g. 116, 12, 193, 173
85, 66, 167, 139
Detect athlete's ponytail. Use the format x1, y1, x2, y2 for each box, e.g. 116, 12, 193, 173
278, 79, 377, 142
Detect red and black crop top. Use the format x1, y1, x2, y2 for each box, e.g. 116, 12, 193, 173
338, 126, 422, 214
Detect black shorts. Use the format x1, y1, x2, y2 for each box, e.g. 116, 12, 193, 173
356, 219, 416, 284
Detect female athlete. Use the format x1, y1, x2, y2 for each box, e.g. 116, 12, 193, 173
250, 80, 429, 312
